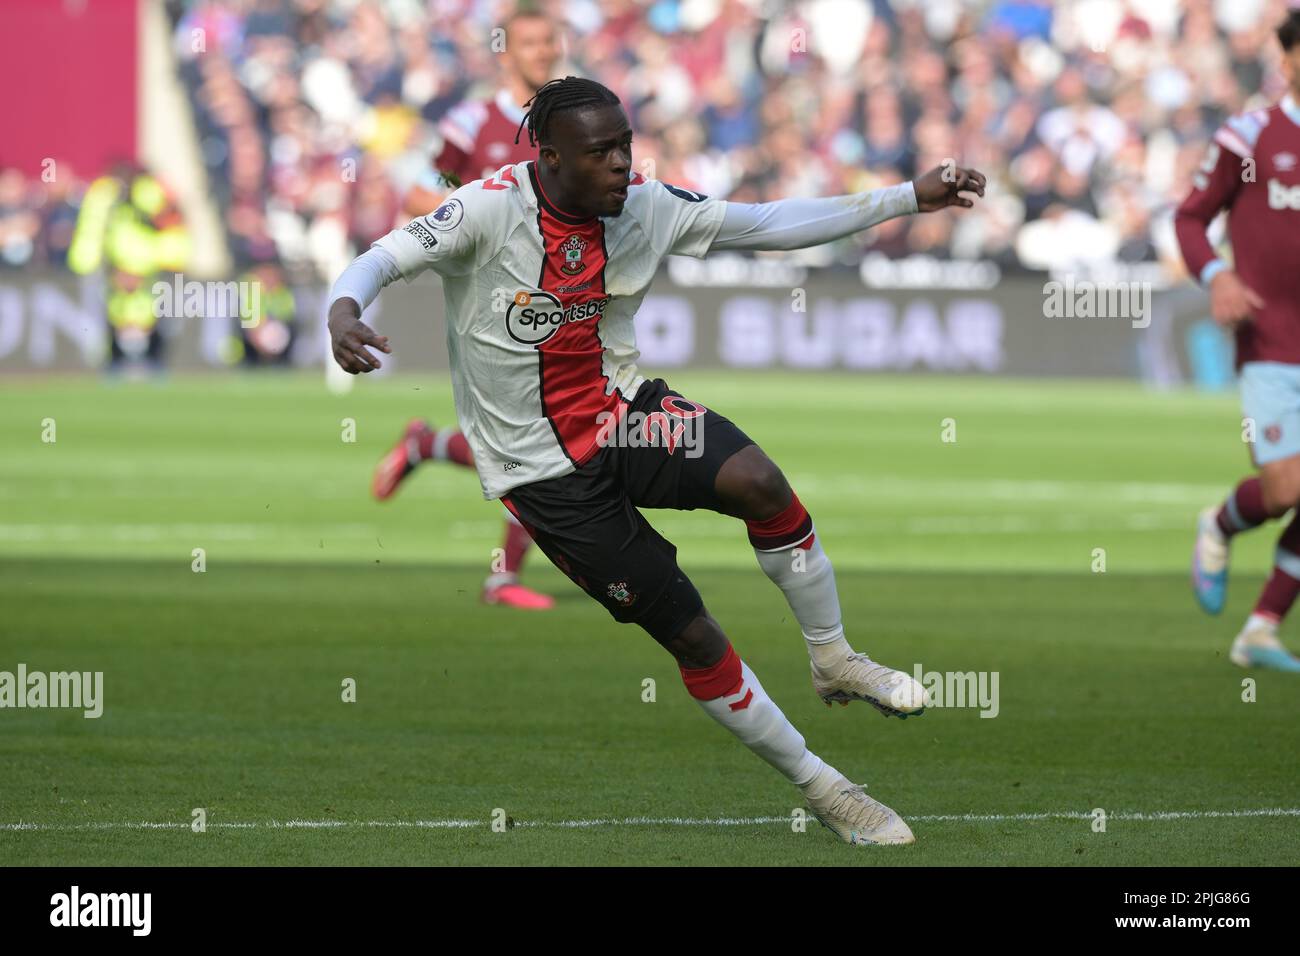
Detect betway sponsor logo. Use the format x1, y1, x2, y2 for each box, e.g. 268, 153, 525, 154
505, 290, 610, 345
1267, 178, 1300, 210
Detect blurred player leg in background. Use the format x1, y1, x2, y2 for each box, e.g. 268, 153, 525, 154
373, 419, 554, 610
1230, 506, 1300, 673
1195, 363, 1300, 671
1193, 476, 1267, 615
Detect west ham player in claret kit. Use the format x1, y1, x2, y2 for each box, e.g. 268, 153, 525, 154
1182, 9, 1300, 673
328, 77, 985, 845
371, 8, 563, 612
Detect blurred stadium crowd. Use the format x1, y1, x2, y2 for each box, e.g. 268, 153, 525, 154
2, 0, 1296, 278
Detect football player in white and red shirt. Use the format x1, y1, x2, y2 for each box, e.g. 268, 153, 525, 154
373, 8, 562, 611
1180, 9, 1300, 672
330, 77, 985, 846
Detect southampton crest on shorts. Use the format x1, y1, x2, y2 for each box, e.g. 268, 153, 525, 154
561, 234, 587, 275
607, 581, 636, 607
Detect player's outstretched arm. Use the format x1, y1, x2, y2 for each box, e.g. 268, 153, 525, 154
326, 196, 479, 374
708, 164, 985, 253
327, 247, 400, 375
328, 296, 391, 375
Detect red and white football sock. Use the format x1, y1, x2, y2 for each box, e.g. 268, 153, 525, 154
747, 493, 850, 664
484, 512, 534, 590
1248, 516, 1300, 628
418, 427, 475, 468
681, 644, 831, 790
1216, 476, 1269, 537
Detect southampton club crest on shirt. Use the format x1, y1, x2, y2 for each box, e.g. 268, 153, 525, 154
560, 234, 588, 275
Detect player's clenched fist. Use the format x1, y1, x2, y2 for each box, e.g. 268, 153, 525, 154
328, 298, 392, 374
912, 164, 987, 212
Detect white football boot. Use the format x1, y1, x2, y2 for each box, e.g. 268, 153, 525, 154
1191, 506, 1230, 615
804, 775, 916, 846
1229, 619, 1300, 672
811, 649, 929, 718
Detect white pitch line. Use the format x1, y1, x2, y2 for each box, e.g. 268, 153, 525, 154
3, 808, 1299, 833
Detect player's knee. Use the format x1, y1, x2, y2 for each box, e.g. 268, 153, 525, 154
616, 569, 705, 647
1261, 463, 1300, 515
718, 449, 791, 520
661, 610, 729, 670
1262, 483, 1292, 517
743, 462, 792, 520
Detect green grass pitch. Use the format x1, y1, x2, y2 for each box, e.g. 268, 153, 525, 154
1, 370, 1297, 865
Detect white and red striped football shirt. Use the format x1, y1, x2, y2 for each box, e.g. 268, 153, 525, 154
374, 160, 726, 499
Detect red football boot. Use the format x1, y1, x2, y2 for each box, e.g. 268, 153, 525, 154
372, 419, 434, 500
482, 581, 556, 611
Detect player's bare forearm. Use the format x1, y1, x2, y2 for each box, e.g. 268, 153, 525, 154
328, 297, 391, 374
911, 164, 987, 212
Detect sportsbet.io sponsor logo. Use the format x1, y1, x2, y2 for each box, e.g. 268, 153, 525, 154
505, 290, 609, 345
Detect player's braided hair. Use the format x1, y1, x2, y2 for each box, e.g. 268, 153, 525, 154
515, 76, 621, 148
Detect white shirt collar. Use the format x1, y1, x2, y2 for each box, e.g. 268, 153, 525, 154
1282, 93, 1300, 129
495, 88, 527, 125
512, 160, 539, 212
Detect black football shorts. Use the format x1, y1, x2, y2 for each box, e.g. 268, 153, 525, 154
500, 377, 755, 641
